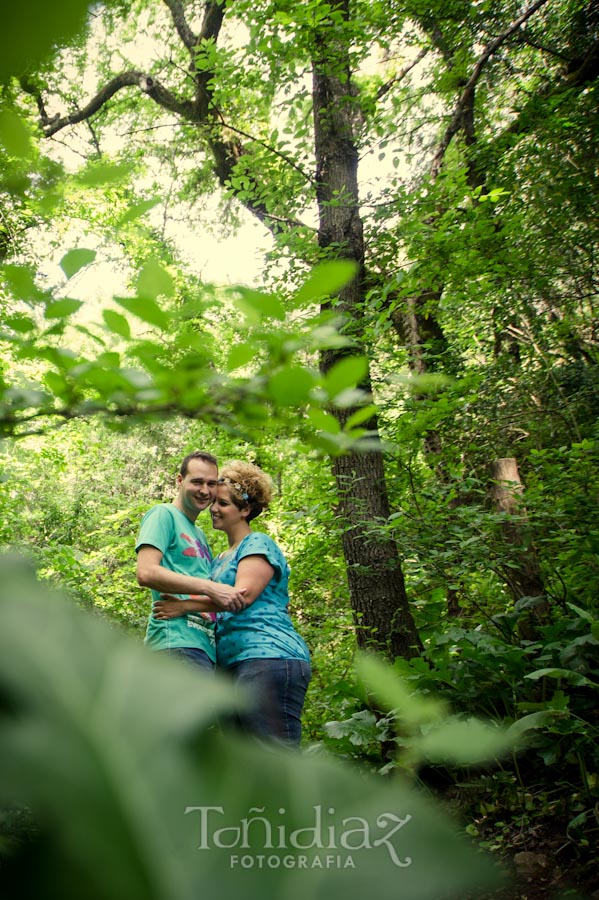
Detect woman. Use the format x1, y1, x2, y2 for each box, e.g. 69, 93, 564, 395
153, 461, 311, 747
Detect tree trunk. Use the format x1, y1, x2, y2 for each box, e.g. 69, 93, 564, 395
490, 457, 549, 636
331, 448, 421, 657
312, 10, 421, 660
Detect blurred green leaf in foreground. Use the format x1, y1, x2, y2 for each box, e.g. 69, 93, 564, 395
0, 556, 502, 900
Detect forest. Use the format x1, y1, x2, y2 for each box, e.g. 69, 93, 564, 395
0, 1, 598, 898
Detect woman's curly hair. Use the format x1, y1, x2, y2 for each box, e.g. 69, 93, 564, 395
218, 461, 274, 522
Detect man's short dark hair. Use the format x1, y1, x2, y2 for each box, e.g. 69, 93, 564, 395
179, 451, 218, 476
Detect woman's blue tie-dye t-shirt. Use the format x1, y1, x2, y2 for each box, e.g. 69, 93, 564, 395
213, 532, 310, 667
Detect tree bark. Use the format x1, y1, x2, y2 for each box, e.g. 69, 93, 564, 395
312, 9, 421, 660
490, 457, 549, 636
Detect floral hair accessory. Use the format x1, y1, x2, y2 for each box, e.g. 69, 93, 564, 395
218, 476, 249, 501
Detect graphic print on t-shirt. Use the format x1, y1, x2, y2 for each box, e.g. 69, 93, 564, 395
180, 531, 212, 561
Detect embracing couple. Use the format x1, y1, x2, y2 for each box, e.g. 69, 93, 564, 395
136, 451, 311, 748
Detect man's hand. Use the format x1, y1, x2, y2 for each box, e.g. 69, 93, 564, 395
152, 586, 247, 619
209, 583, 247, 611
152, 595, 190, 619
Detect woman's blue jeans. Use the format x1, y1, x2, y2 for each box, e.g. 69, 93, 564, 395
226, 657, 311, 747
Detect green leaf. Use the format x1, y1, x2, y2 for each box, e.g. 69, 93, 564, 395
525, 668, 597, 688
226, 342, 256, 371
0, 0, 92, 81
413, 718, 512, 765
45, 298, 84, 319
234, 287, 285, 321
344, 404, 378, 429
0, 557, 241, 900
60, 248, 97, 279
0, 557, 499, 900
43, 371, 70, 400
324, 709, 378, 745
268, 366, 316, 406
96, 351, 121, 368
102, 309, 132, 339
505, 711, 564, 742
308, 323, 355, 350
117, 198, 162, 226
4, 314, 35, 333
306, 407, 342, 433
323, 356, 369, 400
0, 109, 34, 158
75, 162, 133, 187
293, 260, 358, 307
115, 296, 170, 330
565, 602, 595, 623
356, 653, 446, 727
135, 259, 175, 300
2, 264, 45, 302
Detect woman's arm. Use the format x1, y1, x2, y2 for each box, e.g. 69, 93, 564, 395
136, 545, 246, 610
152, 554, 274, 619
231, 555, 275, 605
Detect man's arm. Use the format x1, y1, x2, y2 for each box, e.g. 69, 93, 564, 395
152, 555, 274, 620
136, 545, 246, 610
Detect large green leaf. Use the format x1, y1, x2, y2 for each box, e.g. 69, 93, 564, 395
0, 110, 34, 159
0, 558, 500, 900
408, 718, 513, 766
117, 199, 162, 226
356, 653, 523, 767
60, 249, 97, 280
0, 0, 92, 81
226, 341, 256, 371
1, 264, 46, 303
115, 297, 170, 330
102, 309, 132, 339
233, 287, 286, 321
268, 365, 317, 406
135, 259, 175, 301
293, 261, 358, 307
525, 668, 598, 688
322, 356, 369, 401
45, 298, 84, 319
75, 161, 134, 188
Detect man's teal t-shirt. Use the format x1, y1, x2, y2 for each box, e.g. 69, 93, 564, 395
135, 503, 215, 660
213, 532, 310, 667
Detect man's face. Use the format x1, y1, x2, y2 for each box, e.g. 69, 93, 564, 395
176, 458, 218, 521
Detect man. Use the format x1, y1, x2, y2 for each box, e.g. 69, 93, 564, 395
136, 450, 246, 670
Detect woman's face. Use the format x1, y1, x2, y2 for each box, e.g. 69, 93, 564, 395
210, 484, 248, 532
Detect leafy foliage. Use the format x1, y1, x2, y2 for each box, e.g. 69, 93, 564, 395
0, 557, 499, 900
1, 0, 599, 891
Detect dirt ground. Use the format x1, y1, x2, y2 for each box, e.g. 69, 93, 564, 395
471, 827, 598, 900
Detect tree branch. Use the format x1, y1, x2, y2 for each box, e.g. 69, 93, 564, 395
376, 47, 428, 102
497, 36, 599, 146
208, 134, 308, 234
36, 71, 196, 137
198, 0, 226, 43
161, 0, 197, 52
429, 0, 551, 178
213, 109, 315, 186
512, 31, 574, 63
